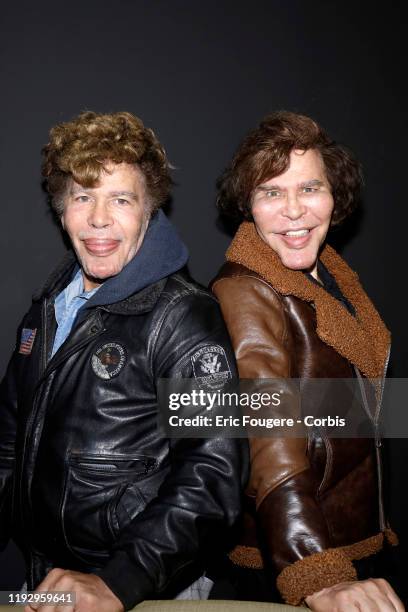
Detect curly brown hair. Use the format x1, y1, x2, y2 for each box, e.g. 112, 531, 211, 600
42, 111, 172, 216
217, 111, 363, 226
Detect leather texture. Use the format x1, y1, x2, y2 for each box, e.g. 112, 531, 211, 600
212, 261, 387, 599
0, 255, 248, 610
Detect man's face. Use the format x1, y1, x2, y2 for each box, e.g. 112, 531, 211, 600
62, 162, 150, 291
251, 148, 334, 279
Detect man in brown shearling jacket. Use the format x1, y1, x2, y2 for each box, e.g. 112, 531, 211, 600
211, 111, 404, 611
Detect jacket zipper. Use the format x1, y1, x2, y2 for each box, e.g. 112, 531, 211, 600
25, 299, 50, 448
41, 299, 48, 375
354, 346, 391, 532
21, 299, 108, 585
19, 298, 50, 580
376, 346, 391, 532
378, 347, 391, 423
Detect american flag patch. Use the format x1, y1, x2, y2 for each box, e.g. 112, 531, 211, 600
19, 328, 37, 355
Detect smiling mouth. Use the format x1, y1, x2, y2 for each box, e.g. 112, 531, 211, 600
83, 239, 120, 256
284, 229, 310, 236
279, 228, 314, 249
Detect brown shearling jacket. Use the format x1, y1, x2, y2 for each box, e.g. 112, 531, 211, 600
211, 221, 396, 606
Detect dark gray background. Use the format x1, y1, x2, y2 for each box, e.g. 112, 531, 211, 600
1, 0, 407, 602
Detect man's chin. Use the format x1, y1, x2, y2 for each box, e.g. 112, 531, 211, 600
279, 253, 318, 273
82, 266, 121, 289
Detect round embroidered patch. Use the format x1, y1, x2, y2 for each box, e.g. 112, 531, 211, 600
91, 342, 127, 380
191, 345, 232, 390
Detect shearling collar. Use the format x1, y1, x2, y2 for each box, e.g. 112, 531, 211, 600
226, 222, 390, 378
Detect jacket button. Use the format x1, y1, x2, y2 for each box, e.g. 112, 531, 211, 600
90, 325, 99, 334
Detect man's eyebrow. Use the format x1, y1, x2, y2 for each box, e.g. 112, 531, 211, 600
108, 190, 139, 200
299, 179, 324, 188
69, 186, 92, 195
255, 179, 324, 192
69, 187, 139, 200
255, 183, 282, 192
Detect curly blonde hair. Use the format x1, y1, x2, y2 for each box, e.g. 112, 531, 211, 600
42, 111, 172, 215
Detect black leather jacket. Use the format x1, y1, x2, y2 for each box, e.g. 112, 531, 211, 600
0, 253, 248, 610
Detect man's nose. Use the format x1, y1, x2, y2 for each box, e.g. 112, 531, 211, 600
282, 191, 306, 220
87, 200, 112, 228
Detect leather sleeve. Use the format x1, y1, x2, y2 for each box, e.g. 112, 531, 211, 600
97, 291, 249, 610
0, 327, 21, 551
212, 274, 357, 605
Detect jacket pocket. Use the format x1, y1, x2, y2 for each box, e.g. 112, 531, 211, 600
107, 481, 148, 539
60, 452, 156, 562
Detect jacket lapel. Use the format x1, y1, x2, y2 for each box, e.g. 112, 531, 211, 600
226, 222, 390, 378
38, 310, 106, 384
35, 273, 168, 384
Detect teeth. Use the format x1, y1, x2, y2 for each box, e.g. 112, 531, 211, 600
286, 229, 309, 237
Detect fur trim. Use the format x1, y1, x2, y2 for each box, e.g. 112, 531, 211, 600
228, 532, 387, 572
276, 548, 357, 606
277, 531, 393, 604
384, 527, 399, 546
225, 222, 390, 378
228, 545, 264, 569
339, 532, 385, 560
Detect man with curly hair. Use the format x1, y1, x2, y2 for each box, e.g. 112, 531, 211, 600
0, 111, 247, 611
211, 111, 403, 611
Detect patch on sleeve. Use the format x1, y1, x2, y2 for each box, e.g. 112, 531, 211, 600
191, 345, 232, 389
19, 328, 37, 355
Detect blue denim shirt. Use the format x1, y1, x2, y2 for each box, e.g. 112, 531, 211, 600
51, 268, 99, 357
